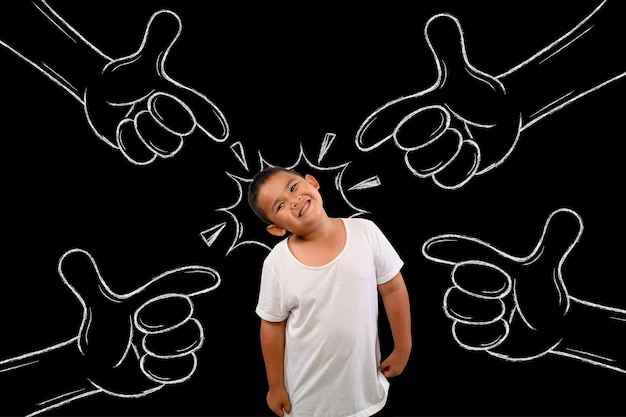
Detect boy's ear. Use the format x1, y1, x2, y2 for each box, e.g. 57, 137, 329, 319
267, 223, 287, 237
305, 174, 320, 189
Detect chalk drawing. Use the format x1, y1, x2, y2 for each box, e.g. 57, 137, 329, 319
1, 2, 623, 415
0, 248, 220, 416
201, 136, 379, 255
422, 208, 626, 374
0, 1, 230, 165
356, 1, 624, 189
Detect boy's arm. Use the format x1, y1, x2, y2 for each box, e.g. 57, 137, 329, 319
378, 272, 412, 377
260, 319, 292, 417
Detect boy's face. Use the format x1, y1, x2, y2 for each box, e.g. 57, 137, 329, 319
256, 171, 323, 237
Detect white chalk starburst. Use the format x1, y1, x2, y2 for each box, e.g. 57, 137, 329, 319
201, 134, 381, 255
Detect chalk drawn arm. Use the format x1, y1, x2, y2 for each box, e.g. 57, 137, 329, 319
356, 1, 624, 189
422, 208, 626, 374
498, 0, 625, 131
0, 1, 229, 165
551, 298, 626, 374
0, 249, 221, 416
0, 339, 99, 417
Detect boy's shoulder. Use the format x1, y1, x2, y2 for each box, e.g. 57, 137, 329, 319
343, 216, 384, 236
264, 236, 289, 260
344, 216, 377, 228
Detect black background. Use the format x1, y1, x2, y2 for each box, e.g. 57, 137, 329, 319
1, 2, 624, 416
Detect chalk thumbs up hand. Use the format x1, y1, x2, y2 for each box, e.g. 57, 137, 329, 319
84, 10, 229, 165
58, 248, 220, 396
422, 208, 583, 359
356, 13, 520, 189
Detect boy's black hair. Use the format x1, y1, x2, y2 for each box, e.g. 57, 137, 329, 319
247, 167, 303, 224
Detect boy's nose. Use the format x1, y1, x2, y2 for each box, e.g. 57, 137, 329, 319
292, 195, 302, 208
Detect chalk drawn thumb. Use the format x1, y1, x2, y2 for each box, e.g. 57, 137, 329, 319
1, 2, 230, 166
356, 2, 625, 190
58, 248, 221, 395
84, 9, 230, 165
355, 13, 521, 190
0, 249, 221, 416
422, 208, 626, 374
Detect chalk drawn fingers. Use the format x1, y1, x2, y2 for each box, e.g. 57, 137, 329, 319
162, 78, 230, 143
422, 233, 515, 269
452, 320, 510, 352
141, 317, 204, 359
57, 248, 220, 395
444, 261, 512, 351
83, 9, 229, 165
121, 266, 218, 388
423, 208, 585, 360
444, 287, 506, 325
141, 9, 229, 143
129, 264, 221, 303
356, 96, 420, 152
130, 90, 198, 159
393, 105, 450, 151
83, 11, 183, 149
136, 295, 204, 384
355, 12, 522, 189
133, 109, 182, 158
117, 118, 159, 165
431, 139, 480, 189
114, 92, 201, 164
136, 296, 205, 360
117, 95, 197, 163
402, 127, 462, 178
140, 352, 198, 385
452, 261, 512, 299
392, 105, 481, 188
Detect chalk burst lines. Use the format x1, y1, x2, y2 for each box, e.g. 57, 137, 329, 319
201, 133, 382, 254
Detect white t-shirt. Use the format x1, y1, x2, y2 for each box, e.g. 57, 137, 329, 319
256, 217, 404, 417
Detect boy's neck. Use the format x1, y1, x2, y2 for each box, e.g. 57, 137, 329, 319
292, 215, 339, 243
288, 217, 346, 267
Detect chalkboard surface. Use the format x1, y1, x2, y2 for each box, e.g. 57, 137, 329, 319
1, 2, 624, 416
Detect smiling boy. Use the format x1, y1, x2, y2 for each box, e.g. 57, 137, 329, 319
248, 167, 412, 417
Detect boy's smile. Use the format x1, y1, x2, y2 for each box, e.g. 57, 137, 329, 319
298, 198, 311, 217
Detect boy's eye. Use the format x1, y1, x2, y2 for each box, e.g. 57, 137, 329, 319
290, 183, 297, 192
277, 202, 284, 211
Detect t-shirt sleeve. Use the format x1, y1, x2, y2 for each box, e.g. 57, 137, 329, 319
255, 255, 290, 322
370, 220, 404, 285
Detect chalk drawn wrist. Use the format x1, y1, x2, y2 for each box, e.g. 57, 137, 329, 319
550, 297, 626, 374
